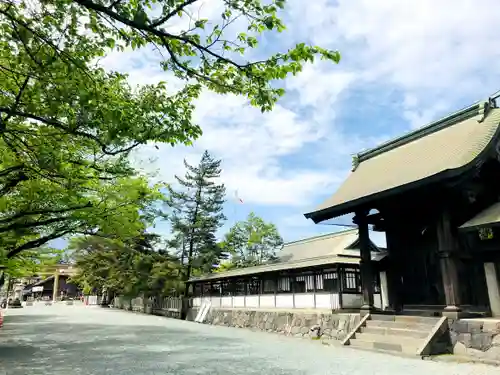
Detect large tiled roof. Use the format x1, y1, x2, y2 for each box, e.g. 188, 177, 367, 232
189, 229, 383, 282
305, 101, 500, 223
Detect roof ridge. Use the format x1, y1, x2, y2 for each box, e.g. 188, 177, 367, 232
283, 228, 358, 247
354, 100, 488, 165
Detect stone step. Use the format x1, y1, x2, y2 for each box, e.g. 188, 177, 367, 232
371, 314, 440, 325
359, 325, 428, 339
365, 319, 435, 331
350, 332, 421, 354
394, 315, 440, 325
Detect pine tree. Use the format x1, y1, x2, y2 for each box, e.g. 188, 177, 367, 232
164, 151, 226, 281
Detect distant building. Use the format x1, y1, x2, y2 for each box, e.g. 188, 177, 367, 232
188, 229, 388, 310
7, 264, 80, 301
23, 274, 80, 301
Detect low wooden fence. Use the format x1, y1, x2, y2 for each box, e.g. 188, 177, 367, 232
113, 296, 185, 319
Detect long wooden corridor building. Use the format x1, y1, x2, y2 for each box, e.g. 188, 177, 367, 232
188, 229, 387, 311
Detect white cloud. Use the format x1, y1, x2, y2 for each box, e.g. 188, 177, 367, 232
288, 0, 500, 122
130, 88, 350, 207
101, 0, 500, 241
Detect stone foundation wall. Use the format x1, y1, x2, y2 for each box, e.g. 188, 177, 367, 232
195, 308, 360, 340
450, 320, 500, 360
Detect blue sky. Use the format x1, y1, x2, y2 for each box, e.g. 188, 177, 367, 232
52, 0, 500, 250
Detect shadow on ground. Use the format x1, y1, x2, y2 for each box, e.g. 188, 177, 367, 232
0, 313, 54, 324
0, 310, 308, 375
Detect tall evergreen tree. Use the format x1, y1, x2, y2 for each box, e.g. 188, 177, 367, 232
164, 151, 226, 281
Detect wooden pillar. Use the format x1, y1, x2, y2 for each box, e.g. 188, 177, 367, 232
384, 222, 404, 313
436, 210, 462, 317
356, 210, 374, 313
313, 270, 317, 309
273, 274, 277, 308
337, 265, 343, 308
52, 272, 59, 302
484, 263, 500, 317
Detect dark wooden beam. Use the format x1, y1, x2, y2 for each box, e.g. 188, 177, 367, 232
384, 217, 404, 313
436, 209, 462, 316
356, 210, 375, 314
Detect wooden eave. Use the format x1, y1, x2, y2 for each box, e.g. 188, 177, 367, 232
305, 100, 500, 223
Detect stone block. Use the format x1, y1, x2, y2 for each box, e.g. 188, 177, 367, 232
320, 318, 334, 330
458, 333, 472, 348
468, 322, 483, 334
337, 318, 347, 331
200, 309, 358, 342
453, 341, 467, 355
492, 334, 500, 346
292, 315, 302, 326
470, 332, 494, 352
483, 321, 500, 334
481, 345, 500, 359
450, 320, 468, 333
300, 326, 309, 334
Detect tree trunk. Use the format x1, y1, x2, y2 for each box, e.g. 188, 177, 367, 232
6, 275, 13, 297
180, 234, 186, 267
184, 187, 201, 282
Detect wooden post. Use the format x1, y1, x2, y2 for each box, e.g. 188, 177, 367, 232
52, 272, 59, 302
313, 271, 317, 309
243, 279, 247, 308
356, 210, 374, 314
274, 275, 277, 308
384, 220, 404, 313
258, 278, 261, 308
436, 209, 462, 317
337, 265, 343, 309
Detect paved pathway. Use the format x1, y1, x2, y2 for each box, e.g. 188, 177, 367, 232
0, 305, 496, 375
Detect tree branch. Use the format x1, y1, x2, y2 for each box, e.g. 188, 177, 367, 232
0, 202, 92, 225
7, 229, 73, 259
0, 108, 140, 156
0, 165, 24, 177
73, 0, 246, 70
2, 75, 30, 124
0, 171, 28, 196
0, 216, 76, 234
150, 0, 199, 28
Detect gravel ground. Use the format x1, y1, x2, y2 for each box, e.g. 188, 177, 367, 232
0, 305, 496, 375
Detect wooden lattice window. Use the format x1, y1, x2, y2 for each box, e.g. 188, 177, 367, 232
233, 279, 246, 296
262, 279, 275, 294
209, 281, 221, 296
294, 274, 314, 293
277, 276, 292, 293
202, 283, 211, 296
194, 283, 203, 297
221, 280, 232, 296
343, 268, 361, 292
247, 278, 260, 295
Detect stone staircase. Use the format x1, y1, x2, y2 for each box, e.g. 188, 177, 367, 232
345, 314, 445, 355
